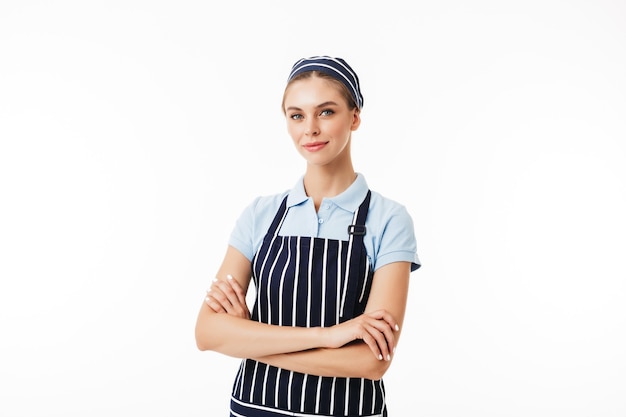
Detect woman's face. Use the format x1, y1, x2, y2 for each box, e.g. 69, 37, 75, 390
283, 76, 360, 168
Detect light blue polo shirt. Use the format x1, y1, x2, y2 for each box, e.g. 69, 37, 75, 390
228, 173, 420, 272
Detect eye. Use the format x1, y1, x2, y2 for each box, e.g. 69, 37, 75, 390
289, 113, 303, 120
320, 109, 334, 116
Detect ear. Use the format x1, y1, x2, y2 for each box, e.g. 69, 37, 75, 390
350, 109, 361, 131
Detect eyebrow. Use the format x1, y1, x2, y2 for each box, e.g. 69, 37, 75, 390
286, 101, 340, 112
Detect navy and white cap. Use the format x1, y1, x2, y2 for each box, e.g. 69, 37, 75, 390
287, 56, 364, 109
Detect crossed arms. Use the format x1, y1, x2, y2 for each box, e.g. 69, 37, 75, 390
194, 245, 410, 380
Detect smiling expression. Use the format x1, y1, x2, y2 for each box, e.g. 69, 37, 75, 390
283, 75, 361, 168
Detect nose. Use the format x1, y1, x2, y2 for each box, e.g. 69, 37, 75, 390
305, 120, 319, 136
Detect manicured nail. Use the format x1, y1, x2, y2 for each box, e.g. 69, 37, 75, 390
393, 347, 396, 353
204, 297, 210, 303
227, 274, 233, 280
212, 277, 218, 283
395, 324, 400, 331
378, 354, 383, 360
387, 354, 391, 361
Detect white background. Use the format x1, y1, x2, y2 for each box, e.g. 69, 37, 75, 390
1, 1, 625, 416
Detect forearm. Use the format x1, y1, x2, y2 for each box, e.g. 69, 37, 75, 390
195, 304, 325, 358
255, 341, 392, 380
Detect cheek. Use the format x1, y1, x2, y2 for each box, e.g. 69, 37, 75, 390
328, 121, 351, 137
286, 123, 301, 140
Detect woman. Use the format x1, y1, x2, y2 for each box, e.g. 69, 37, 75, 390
195, 56, 420, 416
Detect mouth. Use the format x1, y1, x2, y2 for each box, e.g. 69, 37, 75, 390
302, 141, 328, 152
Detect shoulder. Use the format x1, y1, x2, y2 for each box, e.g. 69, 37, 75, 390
368, 190, 414, 226
365, 189, 420, 272
228, 190, 290, 261
240, 190, 290, 222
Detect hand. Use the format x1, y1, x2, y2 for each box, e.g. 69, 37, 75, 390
325, 310, 399, 361
204, 274, 250, 319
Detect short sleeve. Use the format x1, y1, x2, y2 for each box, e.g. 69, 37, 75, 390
227, 193, 288, 262
227, 197, 261, 262
374, 204, 421, 272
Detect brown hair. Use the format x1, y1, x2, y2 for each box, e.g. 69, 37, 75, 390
281, 71, 359, 114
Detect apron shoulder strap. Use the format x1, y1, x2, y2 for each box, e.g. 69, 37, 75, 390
340, 190, 372, 320
266, 195, 289, 238
347, 190, 371, 238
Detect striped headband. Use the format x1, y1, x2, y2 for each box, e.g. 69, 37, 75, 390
287, 56, 364, 109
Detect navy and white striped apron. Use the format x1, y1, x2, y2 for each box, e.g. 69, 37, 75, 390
230, 191, 388, 417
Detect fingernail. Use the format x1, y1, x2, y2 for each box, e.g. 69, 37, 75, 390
387, 354, 391, 361
395, 324, 400, 331
212, 277, 218, 283
378, 354, 383, 360
227, 274, 233, 280
204, 297, 210, 303
393, 347, 396, 353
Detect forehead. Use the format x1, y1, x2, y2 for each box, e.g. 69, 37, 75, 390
284, 76, 345, 106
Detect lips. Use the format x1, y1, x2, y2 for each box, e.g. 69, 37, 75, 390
303, 141, 328, 152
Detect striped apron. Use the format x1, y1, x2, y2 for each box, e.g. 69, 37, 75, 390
230, 191, 387, 417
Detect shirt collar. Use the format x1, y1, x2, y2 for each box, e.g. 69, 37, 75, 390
287, 178, 309, 207
287, 173, 370, 212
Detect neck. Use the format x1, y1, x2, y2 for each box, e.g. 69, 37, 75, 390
303, 163, 356, 211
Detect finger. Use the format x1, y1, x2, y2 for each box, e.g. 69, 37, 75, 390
366, 323, 392, 361
226, 274, 248, 307
214, 280, 245, 315
204, 293, 227, 313
213, 279, 249, 319
369, 318, 396, 355
357, 316, 394, 360
352, 319, 390, 361
367, 309, 400, 332
382, 312, 400, 332
207, 284, 234, 312
359, 328, 384, 361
